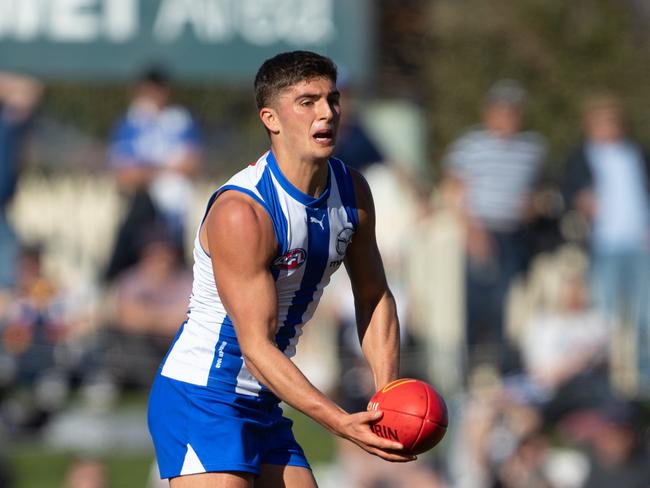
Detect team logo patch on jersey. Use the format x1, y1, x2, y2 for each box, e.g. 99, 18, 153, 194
273, 248, 307, 270
336, 226, 355, 255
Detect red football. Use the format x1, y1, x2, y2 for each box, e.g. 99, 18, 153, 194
367, 378, 448, 455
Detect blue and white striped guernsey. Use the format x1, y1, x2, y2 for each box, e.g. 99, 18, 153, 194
160, 150, 358, 404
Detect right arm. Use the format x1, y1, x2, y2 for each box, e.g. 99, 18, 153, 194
203, 191, 414, 462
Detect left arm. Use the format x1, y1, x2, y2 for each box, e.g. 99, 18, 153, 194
344, 170, 400, 390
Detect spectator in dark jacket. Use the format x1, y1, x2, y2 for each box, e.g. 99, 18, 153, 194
563, 94, 650, 396
0, 72, 42, 291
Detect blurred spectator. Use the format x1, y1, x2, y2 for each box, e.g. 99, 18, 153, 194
581, 400, 650, 488
333, 75, 384, 172
562, 94, 650, 395
63, 457, 108, 488
336, 436, 448, 488
496, 430, 553, 488
518, 249, 614, 423
449, 374, 544, 488
442, 79, 546, 375
451, 248, 621, 488
0, 244, 74, 432
0, 72, 43, 293
101, 224, 192, 390
105, 67, 202, 282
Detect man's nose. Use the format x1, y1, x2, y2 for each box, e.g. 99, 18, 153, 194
317, 99, 335, 120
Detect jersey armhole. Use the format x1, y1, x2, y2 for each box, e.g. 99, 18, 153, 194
198, 184, 279, 257
330, 158, 359, 229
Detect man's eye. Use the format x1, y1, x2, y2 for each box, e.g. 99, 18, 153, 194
300, 100, 314, 106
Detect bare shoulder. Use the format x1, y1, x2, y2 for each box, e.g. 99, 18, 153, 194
205, 190, 276, 262
210, 190, 267, 227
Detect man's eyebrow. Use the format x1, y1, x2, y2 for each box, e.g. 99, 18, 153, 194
294, 90, 341, 101
295, 93, 320, 101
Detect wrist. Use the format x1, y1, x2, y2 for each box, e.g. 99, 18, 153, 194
310, 401, 348, 435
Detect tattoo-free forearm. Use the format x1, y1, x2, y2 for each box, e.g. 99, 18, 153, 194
239, 334, 347, 433
357, 289, 400, 389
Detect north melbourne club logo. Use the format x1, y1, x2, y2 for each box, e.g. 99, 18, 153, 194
336, 226, 354, 255
272, 248, 307, 270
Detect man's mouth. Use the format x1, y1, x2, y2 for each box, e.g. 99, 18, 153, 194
312, 128, 334, 146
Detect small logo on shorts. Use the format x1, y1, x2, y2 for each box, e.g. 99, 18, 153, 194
272, 248, 307, 270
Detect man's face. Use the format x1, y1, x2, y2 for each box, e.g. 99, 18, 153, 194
135, 81, 170, 110
264, 77, 341, 162
585, 107, 624, 143
483, 102, 522, 138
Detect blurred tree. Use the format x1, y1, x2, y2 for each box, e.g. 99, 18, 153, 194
428, 0, 650, 178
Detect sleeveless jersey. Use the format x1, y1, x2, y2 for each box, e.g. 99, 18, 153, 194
160, 150, 358, 405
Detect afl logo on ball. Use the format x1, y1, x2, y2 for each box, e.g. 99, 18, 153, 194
336, 226, 354, 255
273, 248, 307, 270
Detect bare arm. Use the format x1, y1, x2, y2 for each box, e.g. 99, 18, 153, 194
113, 149, 200, 193
204, 191, 414, 462
344, 170, 400, 390
113, 164, 156, 193
166, 147, 202, 177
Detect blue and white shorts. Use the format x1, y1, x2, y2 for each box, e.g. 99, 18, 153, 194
147, 373, 310, 479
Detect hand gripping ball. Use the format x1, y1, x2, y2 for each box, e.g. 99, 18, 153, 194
367, 378, 448, 455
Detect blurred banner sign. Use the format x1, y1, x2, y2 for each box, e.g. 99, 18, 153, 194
0, 0, 373, 81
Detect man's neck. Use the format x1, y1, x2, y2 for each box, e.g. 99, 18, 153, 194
271, 145, 329, 197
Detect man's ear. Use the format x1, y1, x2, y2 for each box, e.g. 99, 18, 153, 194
259, 107, 280, 134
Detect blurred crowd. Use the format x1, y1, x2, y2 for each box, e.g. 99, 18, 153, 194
0, 68, 649, 488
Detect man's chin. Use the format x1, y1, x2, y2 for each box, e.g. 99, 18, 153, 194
312, 143, 336, 160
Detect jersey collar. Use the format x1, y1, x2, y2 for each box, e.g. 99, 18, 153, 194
266, 150, 331, 208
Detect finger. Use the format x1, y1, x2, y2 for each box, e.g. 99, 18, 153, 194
365, 434, 404, 451
357, 430, 404, 451
354, 410, 383, 423
366, 446, 417, 463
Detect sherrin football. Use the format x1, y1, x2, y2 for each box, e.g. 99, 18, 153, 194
367, 378, 448, 455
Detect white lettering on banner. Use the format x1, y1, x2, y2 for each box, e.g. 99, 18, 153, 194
0, 0, 335, 44
0, 0, 43, 41
239, 0, 335, 45
155, 0, 334, 45
104, 0, 137, 42
153, 0, 233, 43
49, 0, 99, 42
153, 0, 200, 42
203, 0, 233, 42
285, 0, 335, 44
